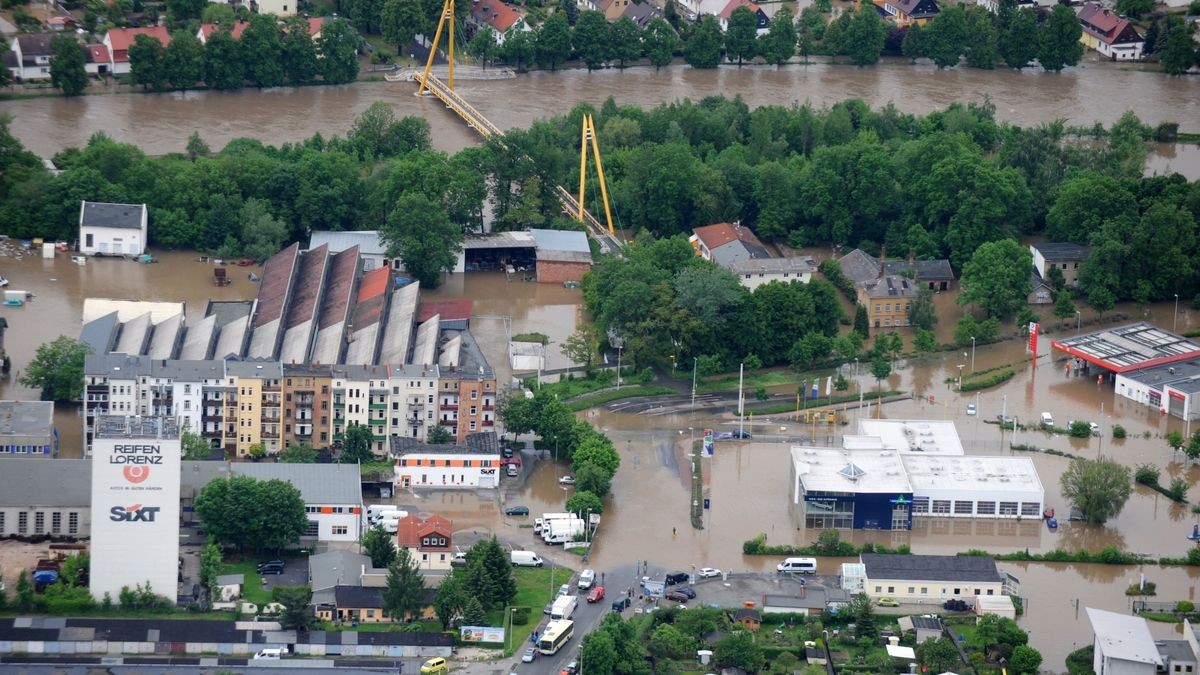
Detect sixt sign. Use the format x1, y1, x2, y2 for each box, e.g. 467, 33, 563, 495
110, 504, 161, 522
109, 444, 163, 465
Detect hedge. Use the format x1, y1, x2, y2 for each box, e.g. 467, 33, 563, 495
960, 369, 1015, 392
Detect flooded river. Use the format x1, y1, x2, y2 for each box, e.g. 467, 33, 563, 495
2, 64, 1199, 176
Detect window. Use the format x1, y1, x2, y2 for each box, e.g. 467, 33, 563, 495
34, 512, 45, 534
908, 587, 915, 594
976, 501, 996, 515
305, 520, 319, 536
332, 525, 348, 535
999, 502, 1018, 515
52, 512, 62, 534
920, 587, 928, 595
18, 512, 28, 534
954, 501, 973, 515
0, 512, 5, 534
911, 497, 930, 514
875, 304, 881, 313
875, 586, 881, 593
975, 589, 981, 595
887, 586, 894, 593
1020, 502, 1041, 516
931, 500, 951, 514
987, 589, 994, 595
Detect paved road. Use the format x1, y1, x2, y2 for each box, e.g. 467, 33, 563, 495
0, 661, 410, 673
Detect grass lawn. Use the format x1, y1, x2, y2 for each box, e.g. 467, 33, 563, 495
742, 390, 902, 416
218, 561, 273, 605
695, 368, 834, 394
483, 566, 572, 656
566, 385, 677, 411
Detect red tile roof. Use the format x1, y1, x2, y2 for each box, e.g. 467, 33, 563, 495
718, 0, 760, 19
198, 20, 250, 40
1076, 2, 1140, 45
85, 44, 109, 64
105, 26, 171, 57
692, 222, 767, 252
417, 299, 472, 324
471, 1, 523, 33
357, 267, 391, 303
395, 514, 453, 549
305, 17, 325, 36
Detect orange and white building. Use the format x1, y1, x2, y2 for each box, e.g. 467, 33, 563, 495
390, 432, 503, 490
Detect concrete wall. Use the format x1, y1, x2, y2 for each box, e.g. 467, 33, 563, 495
0, 506, 91, 538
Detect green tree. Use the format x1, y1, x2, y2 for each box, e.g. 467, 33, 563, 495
566, 489, 604, 517
845, 3, 886, 66
536, 13, 572, 70
870, 351, 891, 396
909, 285, 937, 330
272, 585, 315, 630
1059, 457, 1133, 524
685, 14, 723, 68
901, 21, 925, 61
725, 6, 759, 65
958, 239, 1032, 318
129, 34, 168, 91
644, 18, 680, 69
239, 198, 288, 262
609, 17, 643, 67
363, 524, 398, 568
383, 546, 427, 620
433, 569, 468, 628
467, 25, 499, 68
463, 537, 516, 609
1010, 645, 1043, 674
649, 623, 695, 659
279, 442, 317, 463
281, 19, 320, 84
181, 423, 213, 460
198, 540, 222, 605
319, 18, 361, 84
561, 327, 599, 372
581, 630, 618, 674
573, 10, 610, 70
341, 423, 376, 463
963, 6, 998, 68
914, 328, 937, 352
1159, 18, 1197, 75
715, 631, 765, 672
575, 461, 613, 497
1053, 290, 1076, 324
1087, 284, 1116, 320
1115, 0, 1153, 18
164, 30, 204, 90
797, 6, 825, 61
381, 0, 424, 54
204, 30, 244, 90
572, 435, 620, 475
1037, 4, 1083, 71
240, 14, 284, 87
1045, 173, 1136, 244
20, 336, 91, 402
427, 425, 453, 443
854, 303, 870, 339
760, 7, 796, 66
924, 4, 966, 68
461, 596, 486, 625
999, 7, 1037, 68
194, 475, 308, 551
49, 35, 88, 96
560, 0, 580, 24
815, 528, 845, 555
348, 0, 384, 33
380, 192, 462, 288
500, 28, 536, 70
849, 592, 877, 637
917, 637, 961, 674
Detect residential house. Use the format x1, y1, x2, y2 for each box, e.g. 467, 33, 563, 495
395, 514, 454, 570
838, 248, 955, 291
729, 257, 818, 291
974, 594, 1017, 620
690, 222, 772, 266
601, 0, 662, 26
697, 0, 769, 32
0, 400, 57, 458
469, 0, 529, 43
899, 615, 943, 643
860, 554, 1016, 603
1158, 640, 1197, 675
1086, 608, 1162, 675
196, 21, 251, 45
1030, 242, 1089, 288
102, 26, 171, 75
975, 0, 1032, 13
84, 44, 111, 77
872, 0, 940, 25
1077, 3, 1144, 60
79, 201, 148, 257
857, 275, 917, 329
48, 15, 77, 31
256, 0, 298, 17
309, 550, 378, 605
282, 364, 333, 450
316, 586, 389, 623
1027, 271, 1055, 305
8, 34, 56, 81
390, 431, 502, 489
436, 331, 497, 442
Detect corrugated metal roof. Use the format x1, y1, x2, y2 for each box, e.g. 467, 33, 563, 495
1086, 607, 1162, 665
531, 229, 591, 254
310, 231, 388, 256
0, 458, 91, 507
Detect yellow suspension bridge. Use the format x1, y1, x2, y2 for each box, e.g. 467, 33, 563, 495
402, 0, 624, 255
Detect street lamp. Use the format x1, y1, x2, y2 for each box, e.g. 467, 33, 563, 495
1076, 310, 1081, 336
505, 606, 532, 653
970, 337, 976, 374
691, 357, 698, 412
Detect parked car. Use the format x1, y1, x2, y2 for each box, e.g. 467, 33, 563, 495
677, 587, 697, 599
698, 567, 722, 578
558, 475, 575, 485
966, 403, 977, 416
611, 597, 631, 612
544, 601, 554, 615
502, 447, 515, 458
877, 597, 900, 607
522, 647, 537, 663
450, 552, 467, 567
665, 590, 690, 603
665, 571, 690, 585
420, 657, 448, 674
506, 464, 520, 477
504, 505, 529, 516
587, 586, 606, 603
257, 561, 284, 575
558, 583, 571, 597
562, 661, 579, 675
729, 430, 751, 439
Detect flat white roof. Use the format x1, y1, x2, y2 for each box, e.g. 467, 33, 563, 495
82, 298, 185, 324
791, 446, 912, 494
854, 419, 965, 455
975, 595, 1015, 610
1087, 607, 1163, 665
901, 455, 1043, 495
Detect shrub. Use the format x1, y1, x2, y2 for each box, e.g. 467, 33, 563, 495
960, 369, 1014, 392
1167, 477, 1189, 502
1112, 424, 1127, 439
1068, 420, 1093, 438
1134, 464, 1160, 486
1176, 600, 1195, 613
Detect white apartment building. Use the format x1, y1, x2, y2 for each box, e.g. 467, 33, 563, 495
390, 433, 503, 489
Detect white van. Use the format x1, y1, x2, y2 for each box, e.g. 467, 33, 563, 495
578, 569, 596, 589
1041, 412, 1054, 427
366, 505, 396, 521
550, 594, 577, 620
510, 550, 544, 567
253, 648, 286, 660
373, 509, 409, 525
777, 557, 818, 574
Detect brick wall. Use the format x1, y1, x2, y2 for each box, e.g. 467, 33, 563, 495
537, 261, 591, 284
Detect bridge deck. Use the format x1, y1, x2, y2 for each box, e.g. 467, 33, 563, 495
416, 73, 622, 256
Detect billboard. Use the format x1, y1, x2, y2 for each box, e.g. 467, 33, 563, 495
703, 428, 714, 457
89, 435, 181, 602
460, 626, 506, 643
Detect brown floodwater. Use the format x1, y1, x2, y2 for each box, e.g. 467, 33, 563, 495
2, 66, 1199, 178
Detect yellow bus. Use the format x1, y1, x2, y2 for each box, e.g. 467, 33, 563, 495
537, 619, 575, 656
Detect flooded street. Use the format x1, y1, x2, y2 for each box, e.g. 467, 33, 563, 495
1, 65, 1199, 175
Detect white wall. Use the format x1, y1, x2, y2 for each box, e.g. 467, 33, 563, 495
1115, 374, 1157, 408
394, 452, 501, 488
89, 435, 181, 601
80, 225, 145, 256
864, 576, 1005, 602
312, 510, 360, 542
736, 270, 813, 291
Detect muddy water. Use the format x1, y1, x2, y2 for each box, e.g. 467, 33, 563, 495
3, 65, 1199, 161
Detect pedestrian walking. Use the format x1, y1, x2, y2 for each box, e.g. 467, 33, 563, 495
672, 526, 676, 536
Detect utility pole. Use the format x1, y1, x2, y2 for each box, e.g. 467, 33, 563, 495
691, 357, 698, 412
1001, 395, 1007, 451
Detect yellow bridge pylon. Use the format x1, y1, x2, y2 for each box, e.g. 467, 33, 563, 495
417, 0, 455, 95
577, 114, 615, 237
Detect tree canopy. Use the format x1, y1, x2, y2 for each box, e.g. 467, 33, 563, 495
193, 475, 308, 551
1060, 457, 1133, 524
20, 336, 91, 402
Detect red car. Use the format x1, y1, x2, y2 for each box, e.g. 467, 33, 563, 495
586, 586, 606, 603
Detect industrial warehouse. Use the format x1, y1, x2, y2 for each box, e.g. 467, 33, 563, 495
789, 419, 1044, 531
